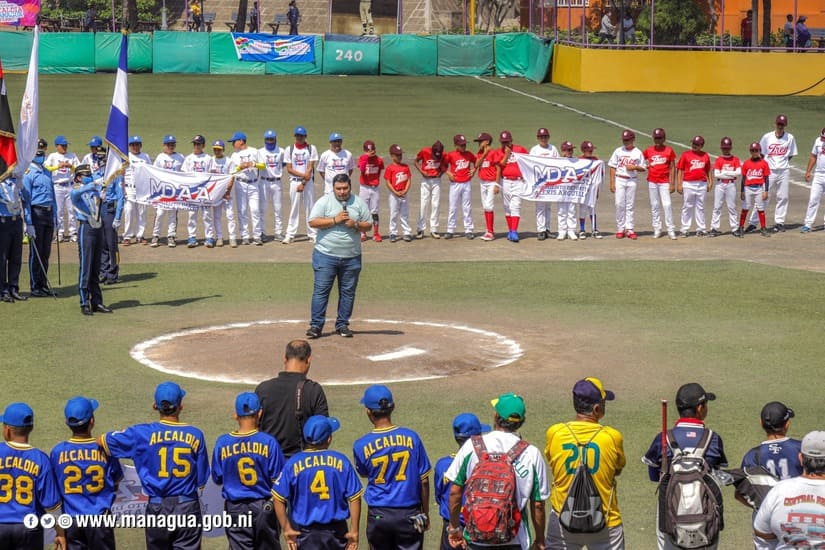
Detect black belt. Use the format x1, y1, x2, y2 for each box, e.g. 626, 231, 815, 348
236, 178, 258, 183
32, 205, 53, 212
0, 215, 20, 221
55, 182, 71, 187
148, 494, 198, 504
261, 176, 279, 181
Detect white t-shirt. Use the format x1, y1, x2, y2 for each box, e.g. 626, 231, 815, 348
529, 143, 559, 158
811, 138, 825, 175
124, 151, 151, 198
257, 146, 283, 180
284, 144, 319, 181
209, 156, 230, 175
445, 431, 550, 549
153, 152, 184, 172
753, 476, 825, 549
608, 146, 646, 180
760, 131, 798, 171
317, 149, 355, 193
228, 147, 260, 181
45, 152, 79, 185
182, 152, 212, 174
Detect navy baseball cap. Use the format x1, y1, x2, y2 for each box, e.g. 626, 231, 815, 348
87, 136, 103, 147
294, 126, 308, 136
229, 131, 247, 142
235, 392, 261, 416
191, 134, 206, 144
212, 139, 225, 149
452, 413, 490, 438
154, 381, 186, 408
675, 383, 715, 409
491, 393, 525, 422
65, 396, 99, 427
761, 401, 794, 429
303, 415, 340, 444
0, 402, 34, 427
128, 135, 142, 145
361, 385, 394, 410
329, 132, 343, 142
163, 135, 177, 145
54, 135, 69, 146
264, 129, 277, 139
573, 377, 615, 405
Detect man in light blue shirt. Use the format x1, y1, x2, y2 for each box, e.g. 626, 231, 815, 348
307, 173, 372, 338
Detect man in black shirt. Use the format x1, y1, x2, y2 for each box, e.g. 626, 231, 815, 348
255, 339, 329, 457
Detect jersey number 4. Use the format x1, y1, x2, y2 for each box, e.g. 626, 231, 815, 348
310, 470, 330, 500
370, 450, 410, 484
0, 474, 33, 505
158, 447, 191, 478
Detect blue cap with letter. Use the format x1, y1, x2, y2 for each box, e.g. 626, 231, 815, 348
303, 415, 340, 444
54, 135, 69, 146
452, 413, 491, 438
212, 139, 225, 149
229, 131, 247, 142
64, 396, 99, 426
360, 384, 394, 410
294, 126, 307, 136
264, 129, 277, 139
329, 132, 343, 142
154, 381, 186, 408
163, 135, 177, 145
235, 392, 262, 416
128, 135, 142, 145
87, 136, 103, 147
0, 402, 34, 427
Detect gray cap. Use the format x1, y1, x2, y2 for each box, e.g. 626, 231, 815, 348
802, 431, 825, 458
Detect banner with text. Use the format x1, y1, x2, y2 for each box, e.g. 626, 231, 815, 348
513, 154, 602, 207
134, 164, 233, 211
231, 33, 315, 63
0, 0, 39, 27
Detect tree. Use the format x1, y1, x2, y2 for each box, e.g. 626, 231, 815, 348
761, 0, 771, 46
634, 0, 710, 45
235, 0, 248, 32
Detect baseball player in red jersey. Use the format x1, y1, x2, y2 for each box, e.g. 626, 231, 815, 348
710, 137, 742, 236
608, 129, 646, 239
734, 142, 771, 238
751, 114, 797, 232
643, 128, 678, 239
556, 141, 579, 240
676, 136, 712, 237
474, 132, 499, 241
578, 140, 603, 239
414, 141, 445, 239
358, 140, 384, 242
385, 144, 413, 243
443, 134, 477, 239
530, 128, 560, 240
801, 128, 825, 233
497, 131, 529, 242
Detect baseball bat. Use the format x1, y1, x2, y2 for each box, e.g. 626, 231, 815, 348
660, 399, 668, 478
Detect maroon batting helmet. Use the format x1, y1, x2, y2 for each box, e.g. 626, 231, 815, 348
537, 128, 550, 138
621, 130, 635, 141
692, 135, 705, 146
750, 142, 762, 152
389, 144, 402, 156
580, 140, 595, 151
820, 128, 825, 140
363, 140, 376, 152
499, 130, 513, 143
652, 128, 666, 139
561, 141, 575, 151
720, 137, 733, 149
453, 134, 467, 145
776, 114, 788, 126
432, 140, 444, 157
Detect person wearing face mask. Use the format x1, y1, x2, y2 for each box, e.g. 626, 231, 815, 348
23, 140, 57, 298
258, 129, 285, 242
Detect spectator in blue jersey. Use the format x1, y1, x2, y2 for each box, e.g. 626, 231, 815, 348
353, 384, 433, 550
0, 402, 64, 549
50, 396, 123, 550
212, 392, 285, 550
434, 413, 490, 550
100, 381, 210, 550
273, 415, 362, 550
741, 401, 802, 479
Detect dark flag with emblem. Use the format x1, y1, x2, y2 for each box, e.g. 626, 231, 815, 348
0, 58, 17, 179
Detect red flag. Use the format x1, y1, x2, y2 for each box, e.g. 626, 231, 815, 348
0, 58, 18, 179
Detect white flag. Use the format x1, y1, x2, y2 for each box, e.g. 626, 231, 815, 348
16, 25, 38, 175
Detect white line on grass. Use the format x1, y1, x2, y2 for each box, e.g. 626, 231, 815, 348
475, 76, 810, 188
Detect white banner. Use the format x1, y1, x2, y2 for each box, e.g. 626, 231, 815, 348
513, 154, 603, 208
134, 164, 234, 211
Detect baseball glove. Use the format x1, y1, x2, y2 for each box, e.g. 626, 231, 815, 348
408, 513, 428, 533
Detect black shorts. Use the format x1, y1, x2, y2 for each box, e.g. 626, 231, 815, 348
225, 498, 280, 550
0, 523, 43, 550
145, 497, 201, 550
366, 505, 424, 550
296, 519, 348, 550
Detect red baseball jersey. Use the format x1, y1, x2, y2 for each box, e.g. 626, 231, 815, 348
677, 150, 711, 182
476, 149, 500, 182
415, 148, 444, 178
741, 158, 771, 186
443, 150, 476, 183
359, 154, 384, 187
643, 145, 676, 184
384, 162, 412, 192
500, 145, 529, 179
713, 155, 742, 183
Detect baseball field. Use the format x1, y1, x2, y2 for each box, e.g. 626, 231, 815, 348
4, 72, 825, 548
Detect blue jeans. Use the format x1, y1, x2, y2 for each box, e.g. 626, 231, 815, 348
310, 250, 362, 331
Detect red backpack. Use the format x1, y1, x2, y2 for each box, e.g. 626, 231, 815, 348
462, 435, 530, 544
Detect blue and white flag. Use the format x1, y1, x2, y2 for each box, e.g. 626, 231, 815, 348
16, 24, 38, 176
231, 33, 315, 63
513, 154, 603, 207
104, 33, 128, 183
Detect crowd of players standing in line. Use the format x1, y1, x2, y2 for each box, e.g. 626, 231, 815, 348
0, 338, 822, 550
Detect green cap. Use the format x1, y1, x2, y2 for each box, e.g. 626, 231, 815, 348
491, 393, 525, 422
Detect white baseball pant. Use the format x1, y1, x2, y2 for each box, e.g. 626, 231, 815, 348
648, 183, 674, 232
743, 185, 766, 212
536, 202, 551, 232
286, 179, 317, 240
557, 202, 577, 233
122, 198, 147, 240
235, 179, 263, 240
803, 175, 825, 226
679, 181, 707, 232
750, 168, 789, 226
261, 177, 283, 236
54, 185, 77, 237
206, 197, 238, 240
614, 177, 636, 232
388, 194, 411, 236
152, 207, 178, 238
479, 181, 497, 212
187, 209, 204, 239
711, 181, 737, 231
359, 185, 379, 214
447, 182, 473, 233
501, 178, 522, 218
417, 177, 441, 232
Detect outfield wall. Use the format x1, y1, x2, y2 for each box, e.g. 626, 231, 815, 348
552, 43, 825, 96
0, 31, 552, 82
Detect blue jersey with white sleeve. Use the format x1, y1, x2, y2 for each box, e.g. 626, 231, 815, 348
0, 441, 61, 523
352, 425, 432, 507
50, 437, 124, 516
212, 430, 285, 501
642, 419, 728, 481
741, 437, 803, 479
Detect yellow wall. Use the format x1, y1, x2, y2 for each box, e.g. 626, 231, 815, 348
551, 44, 825, 96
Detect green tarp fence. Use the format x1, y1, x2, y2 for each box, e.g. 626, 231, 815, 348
153, 31, 209, 73
41, 32, 94, 73
95, 32, 153, 72
495, 32, 553, 83
380, 35, 436, 76
322, 34, 379, 75
0, 31, 32, 70
436, 35, 494, 76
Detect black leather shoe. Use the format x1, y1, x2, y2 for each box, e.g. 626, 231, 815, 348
81, 305, 93, 316
1, 293, 13, 303
9, 290, 27, 301
94, 304, 113, 313
30, 288, 49, 298
103, 279, 120, 285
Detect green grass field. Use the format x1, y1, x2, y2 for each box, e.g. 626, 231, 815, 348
3, 73, 825, 548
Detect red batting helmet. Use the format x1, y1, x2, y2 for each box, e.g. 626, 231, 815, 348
580, 140, 595, 151
692, 135, 705, 146
776, 114, 788, 126
621, 130, 635, 141
749, 142, 762, 152
537, 128, 550, 138
652, 128, 666, 139
499, 130, 513, 143
363, 140, 376, 152
720, 137, 733, 149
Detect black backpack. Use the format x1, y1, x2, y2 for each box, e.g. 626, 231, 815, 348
559, 424, 610, 533
726, 445, 778, 510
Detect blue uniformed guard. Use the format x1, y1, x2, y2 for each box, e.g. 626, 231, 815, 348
50, 397, 124, 550
0, 156, 30, 302
94, 149, 124, 285
100, 381, 210, 550
273, 415, 363, 550
212, 392, 286, 549
70, 163, 111, 315
23, 140, 58, 297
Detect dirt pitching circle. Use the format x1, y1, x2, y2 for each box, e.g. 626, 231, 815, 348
130, 319, 523, 386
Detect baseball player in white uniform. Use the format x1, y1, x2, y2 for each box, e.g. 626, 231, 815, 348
228, 131, 263, 245
710, 137, 742, 236
122, 136, 151, 246
283, 126, 318, 244
414, 140, 444, 239
751, 114, 797, 232
531, 128, 559, 240
45, 135, 79, 242
206, 139, 238, 247
556, 141, 579, 240
182, 135, 211, 248
317, 132, 354, 195
801, 128, 825, 233
608, 129, 646, 239
150, 135, 185, 248
257, 129, 284, 242
80, 136, 103, 172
